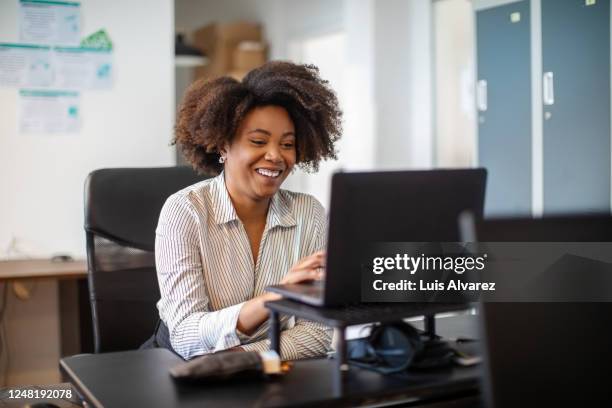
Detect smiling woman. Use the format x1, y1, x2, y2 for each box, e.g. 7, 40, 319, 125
153, 61, 343, 360
224, 105, 297, 205
175, 61, 342, 175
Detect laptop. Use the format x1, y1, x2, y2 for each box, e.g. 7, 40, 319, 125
463, 214, 612, 407
267, 169, 487, 306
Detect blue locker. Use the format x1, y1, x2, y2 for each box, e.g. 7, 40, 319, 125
477, 1, 532, 216
542, 0, 611, 214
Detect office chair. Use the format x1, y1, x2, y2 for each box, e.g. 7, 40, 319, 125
84, 166, 206, 353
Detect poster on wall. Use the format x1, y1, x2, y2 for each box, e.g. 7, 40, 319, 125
19, 89, 80, 133
0, 44, 113, 90
54, 47, 113, 89
0, 43, 53, 87
19, 0, 81, 46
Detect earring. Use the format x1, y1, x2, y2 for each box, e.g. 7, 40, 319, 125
218, 155, 226, 164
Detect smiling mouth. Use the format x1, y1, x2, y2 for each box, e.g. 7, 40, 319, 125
256, 168, 282, 178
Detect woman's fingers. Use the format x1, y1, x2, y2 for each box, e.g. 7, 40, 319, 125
290, 256, 319, 270
292, 257, 325, 272
282, 267, 325, 284
293, 269, 318, 283
280, 251, 327, 285
290, 251, 326, 271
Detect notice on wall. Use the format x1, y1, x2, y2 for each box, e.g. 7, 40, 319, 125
54, 47, 113, 89
0, 44, 113, 90
19, 89, 80, 133
0, 43, 53, 87
19, 0, 81, 46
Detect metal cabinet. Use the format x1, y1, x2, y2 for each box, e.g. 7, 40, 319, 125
476, 0, 611, 216
476, 0, 532, 216
542, 0, 610, 214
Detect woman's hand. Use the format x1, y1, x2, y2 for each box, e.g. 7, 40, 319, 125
264, 251, 326, 302
237, 251, 326, 335
280, 250, 326, 284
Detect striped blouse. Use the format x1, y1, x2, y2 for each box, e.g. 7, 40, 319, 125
155, 172, 332, 360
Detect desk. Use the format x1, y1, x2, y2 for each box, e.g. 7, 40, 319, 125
60, 315, 482, 408
0, 259, 87, 280
0, 259, 92, 382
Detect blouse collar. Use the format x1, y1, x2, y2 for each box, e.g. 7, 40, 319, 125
210, 171, 296, 228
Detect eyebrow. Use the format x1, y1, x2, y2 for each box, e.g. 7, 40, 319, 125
247, 128, 295, 137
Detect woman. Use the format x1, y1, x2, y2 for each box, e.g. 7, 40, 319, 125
155, 61, 342, 360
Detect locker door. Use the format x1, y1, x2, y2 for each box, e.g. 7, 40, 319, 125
477, 1, 532, 216
542, 0, 610, 214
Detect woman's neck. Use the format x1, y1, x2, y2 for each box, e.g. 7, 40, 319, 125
224, 179, 270, 224
231, 194, 269, 225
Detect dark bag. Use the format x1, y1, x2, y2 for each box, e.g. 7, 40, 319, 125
347, 321, 455, 374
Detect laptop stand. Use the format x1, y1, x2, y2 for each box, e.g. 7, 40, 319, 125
264, 299, 470, 396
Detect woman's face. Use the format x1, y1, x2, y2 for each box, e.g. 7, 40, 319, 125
223, 105, 297, 201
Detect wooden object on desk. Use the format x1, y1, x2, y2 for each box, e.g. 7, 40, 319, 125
0, 259, 87, 280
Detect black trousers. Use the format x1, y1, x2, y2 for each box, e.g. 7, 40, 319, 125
139, 319, 184, 360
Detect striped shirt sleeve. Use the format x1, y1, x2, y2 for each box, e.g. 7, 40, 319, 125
240, 319, 332, 360
155, 194, 244, 359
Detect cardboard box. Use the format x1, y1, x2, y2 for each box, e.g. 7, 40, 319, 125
232, 41, 267, 71
227, 69, 250, 81
192, 22, 262, 79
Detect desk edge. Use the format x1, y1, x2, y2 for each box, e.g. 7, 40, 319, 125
60, 357, 104, 408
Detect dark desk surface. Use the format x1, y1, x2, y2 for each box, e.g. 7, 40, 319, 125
60, 314, 482, 408
60, 350, 480, 408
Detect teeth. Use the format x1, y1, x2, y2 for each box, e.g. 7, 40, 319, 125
256, 169, 281, 178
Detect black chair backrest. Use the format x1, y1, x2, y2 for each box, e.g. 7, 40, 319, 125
84, 166, 206, 353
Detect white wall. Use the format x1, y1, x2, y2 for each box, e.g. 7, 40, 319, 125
368, 0, 433, 170
405, 0, 434, 169
343, 0, 376, 171
0, 0, 175, 259
0, 0, 174, 386
175, 0, 272, 29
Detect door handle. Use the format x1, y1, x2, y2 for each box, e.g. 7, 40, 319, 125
543, 72, 555, 105
477, 79, 487, 112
